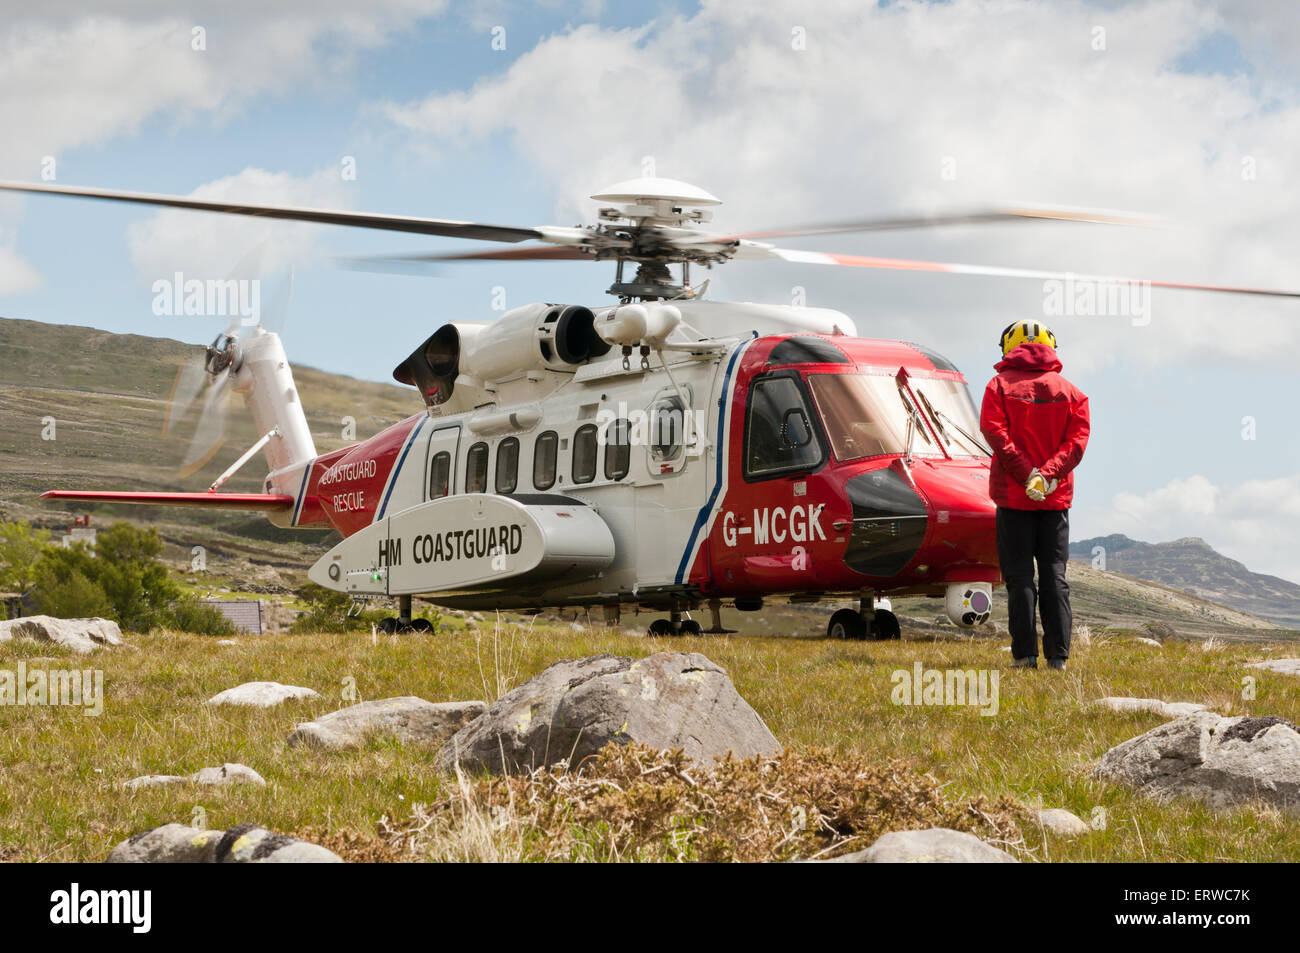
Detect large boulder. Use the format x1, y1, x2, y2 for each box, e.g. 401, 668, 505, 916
107, 823, 341, 863
0, 615, 122, 654
1095, 711, 1300, 812
288, 697, 486, 750
827, 828, 1018, 863
436, 652, 779, 775
206, 681, 319, 707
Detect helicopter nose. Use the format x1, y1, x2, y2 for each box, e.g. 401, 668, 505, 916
839, 463, 929, 577
838, 459, 997, 580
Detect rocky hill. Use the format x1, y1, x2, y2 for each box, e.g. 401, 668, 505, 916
1070, 534, 1300, 629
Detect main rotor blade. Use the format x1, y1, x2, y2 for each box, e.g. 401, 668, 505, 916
695, 205, 1159, 244
739, 245, 1300, 299
0, 179, 544, 244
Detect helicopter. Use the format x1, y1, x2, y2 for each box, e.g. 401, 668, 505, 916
3, 175, 1295, 638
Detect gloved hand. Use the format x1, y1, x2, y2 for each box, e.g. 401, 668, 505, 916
1025, 468, 1047, 501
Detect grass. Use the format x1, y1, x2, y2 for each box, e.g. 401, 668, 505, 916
1, 619, 1299, 862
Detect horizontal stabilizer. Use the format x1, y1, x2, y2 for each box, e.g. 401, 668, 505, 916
42, 490, 294, 511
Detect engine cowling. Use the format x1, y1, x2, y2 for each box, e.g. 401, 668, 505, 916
393, 303, 610, 404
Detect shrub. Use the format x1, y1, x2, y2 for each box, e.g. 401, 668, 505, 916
166, 597, 239, 636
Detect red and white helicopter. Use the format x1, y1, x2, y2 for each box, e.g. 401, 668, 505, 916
3, 176, 1294, 638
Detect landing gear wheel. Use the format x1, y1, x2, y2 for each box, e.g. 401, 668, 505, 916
378, 617, 397, 635
871, 609, 901, 641
827, 608, 867, 641
679, 620, 702, 637
648, 619, 676, 637
410, 618, 435, 634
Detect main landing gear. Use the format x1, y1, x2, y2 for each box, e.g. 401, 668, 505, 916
377, 595, 436, 635
827, 594, 901, 641
647, 606, 702, 637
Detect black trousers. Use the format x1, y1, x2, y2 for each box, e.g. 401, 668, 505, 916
995, 507, 1072, 660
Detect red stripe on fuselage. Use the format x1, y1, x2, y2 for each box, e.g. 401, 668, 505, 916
298, 414, 423, 536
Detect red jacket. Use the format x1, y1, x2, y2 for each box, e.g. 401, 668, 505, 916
979, 343, 1090, 510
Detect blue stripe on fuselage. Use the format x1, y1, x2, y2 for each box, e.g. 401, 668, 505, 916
675, 338, 751, 584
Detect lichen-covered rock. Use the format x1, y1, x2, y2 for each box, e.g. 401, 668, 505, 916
106, 824, 224, 863
288, 697, 485, 750
0, 615, 123, 654
1095, 711, 1300, 812
436, 652, 779, 775
828, 828, 1018, 863
206, 681, 319, 707
214, 824, 342, 863
107, 824, 340, 863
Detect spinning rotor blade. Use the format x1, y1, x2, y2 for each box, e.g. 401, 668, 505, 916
0, 179, 545, 244
336, 245, 590, 273
696, 204, 1159, 244
178, 368, 231, 478
737, 244, 1300, 299
163, 360, 207, 437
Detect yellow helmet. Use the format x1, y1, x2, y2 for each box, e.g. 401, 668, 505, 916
999, 321, 1057, 356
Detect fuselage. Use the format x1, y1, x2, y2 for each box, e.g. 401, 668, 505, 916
284, 317, 1000, 613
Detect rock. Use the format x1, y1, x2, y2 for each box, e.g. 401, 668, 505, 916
214, 824, 342, 863
107, 823, 341, 863
206, 681, 319, 707
828, 828, 1018, 863
123, 762, 266, 790
1095, 711, 1300, 812
1093, 696, 1207, 718
122, 774, 188, 791
1247, 658, 1300, 676
436, 652, 779, 775
1035, 808, 1090, 836
107, 824, 223, 863
1135, 638, 1163, 647
216, 639, 238, 646
0, 615, 123, 654
288, 697, 486, 750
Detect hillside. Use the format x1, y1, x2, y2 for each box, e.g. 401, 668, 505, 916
1071, 534, 1300, 629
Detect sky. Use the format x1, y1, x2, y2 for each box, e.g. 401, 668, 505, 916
1, 0, 1298, 581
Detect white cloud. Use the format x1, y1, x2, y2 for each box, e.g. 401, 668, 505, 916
378, 0, 1300, 372
0, 1, 449, 295
1080, 473, 1300, 582
0, 229, 42, 295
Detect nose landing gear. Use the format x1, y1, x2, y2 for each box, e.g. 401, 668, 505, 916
377, 594, 436, 634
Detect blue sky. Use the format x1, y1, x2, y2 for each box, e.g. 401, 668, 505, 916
2, 0, 1298, 581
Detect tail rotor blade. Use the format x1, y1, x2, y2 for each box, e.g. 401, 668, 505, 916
178, 370, 231, 477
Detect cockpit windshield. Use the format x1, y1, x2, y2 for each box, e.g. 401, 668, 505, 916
806, 372, 989, 461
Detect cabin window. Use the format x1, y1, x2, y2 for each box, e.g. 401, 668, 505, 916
604, 418, 631, 481
466, 441, 489, 493
572, 424, 598, 484
649, 396, 686, 462
744, 374, 826, 479
429, 451, 451, 499
495, 437, 520, 494
533, 431, 558, 490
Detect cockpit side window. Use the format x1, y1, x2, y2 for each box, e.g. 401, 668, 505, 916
743, 373, 826, 480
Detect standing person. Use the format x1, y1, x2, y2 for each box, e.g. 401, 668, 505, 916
979, 322, 1090, 671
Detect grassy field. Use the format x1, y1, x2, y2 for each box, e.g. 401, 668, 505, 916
2, 619, 1298, 862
